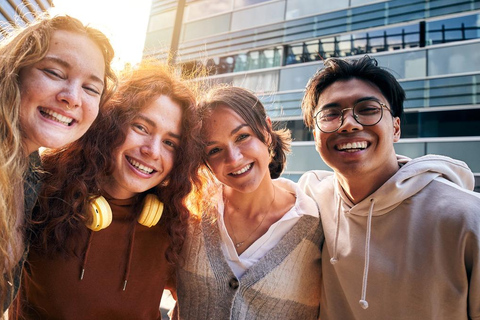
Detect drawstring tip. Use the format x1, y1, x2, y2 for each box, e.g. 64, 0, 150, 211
80, 269, 85, 280
123, 280, 128, 291
330, 257, 338, 265
359, 300, 369, 309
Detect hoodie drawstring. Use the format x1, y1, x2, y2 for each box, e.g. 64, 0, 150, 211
80, 230, 94, 280
359, 198, 375, 309
330, 196, 342, 265
123, 222, 136, 291
80, 221, 136, 292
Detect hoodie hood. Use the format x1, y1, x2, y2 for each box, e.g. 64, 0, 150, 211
337, 154, 475, 216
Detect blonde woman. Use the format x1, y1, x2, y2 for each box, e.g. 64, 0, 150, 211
0, 15, 116, 311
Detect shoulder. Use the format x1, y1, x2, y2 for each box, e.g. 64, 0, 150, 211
297, 170, 335, 199
274, 178, 319, 216
428, 177, 480, 207
416, 178, 480, 231
298, 170, 334, 187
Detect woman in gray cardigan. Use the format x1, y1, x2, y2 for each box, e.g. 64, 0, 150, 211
172, 86, 323, 320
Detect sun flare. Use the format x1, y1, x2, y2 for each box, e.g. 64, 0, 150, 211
49, 0, 152, 71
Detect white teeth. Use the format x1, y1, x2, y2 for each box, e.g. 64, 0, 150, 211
231, 163, 252, 175
337, 141, 368, 151
40, 107, 73, 125
128, 157, 154, 174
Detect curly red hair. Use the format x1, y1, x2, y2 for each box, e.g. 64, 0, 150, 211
31, 60, 203, 264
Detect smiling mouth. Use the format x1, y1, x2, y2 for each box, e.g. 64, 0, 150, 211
39, 107, 74, 126
127, 156, 155, 174
336, 141, 368, 152
230, 163, 253, 176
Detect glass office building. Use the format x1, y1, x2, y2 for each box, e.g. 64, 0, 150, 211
0, 0, 53, 35
144, 0, 480, 191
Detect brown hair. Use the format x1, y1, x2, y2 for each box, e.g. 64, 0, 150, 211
0, 14, 116, 311
31, 60, 203, 265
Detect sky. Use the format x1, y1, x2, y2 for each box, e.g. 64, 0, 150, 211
49, 0, 153, 70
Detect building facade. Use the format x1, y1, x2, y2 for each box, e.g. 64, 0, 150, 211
0, 0, 53, 36
144, 0, 480, 191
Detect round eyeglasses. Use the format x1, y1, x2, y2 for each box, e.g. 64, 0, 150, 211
314, 100, 393, 133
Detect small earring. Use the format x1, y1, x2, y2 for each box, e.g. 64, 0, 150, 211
65, 102, 72, 110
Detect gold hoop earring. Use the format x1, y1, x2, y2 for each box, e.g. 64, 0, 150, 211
65, 102, 71, 110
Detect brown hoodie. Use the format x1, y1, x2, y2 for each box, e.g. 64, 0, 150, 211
12, 196, 173, 320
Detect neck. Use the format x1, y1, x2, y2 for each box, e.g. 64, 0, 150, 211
336, 159, 400, 204
23, 142, 37, 157
223, 179, 276, 219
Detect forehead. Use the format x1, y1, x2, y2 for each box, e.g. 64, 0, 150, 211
47, 30, 105, 81
140, 95, 183, 134
203, 105, 245, 138
317, 78, 386, 108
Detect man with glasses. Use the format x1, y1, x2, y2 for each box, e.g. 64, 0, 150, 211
299, 55, 480, 319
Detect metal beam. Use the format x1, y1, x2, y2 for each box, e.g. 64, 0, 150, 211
168, 0, 186, 66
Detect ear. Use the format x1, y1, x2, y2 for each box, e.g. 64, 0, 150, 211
392, 117, 401, 142
266, 116, 273, 129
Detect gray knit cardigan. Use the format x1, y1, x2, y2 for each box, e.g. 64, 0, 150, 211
172, 214, 323, 320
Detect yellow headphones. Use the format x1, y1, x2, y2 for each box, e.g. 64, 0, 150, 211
87, 194, 164, 231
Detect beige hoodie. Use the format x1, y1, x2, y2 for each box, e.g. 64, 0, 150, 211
299, 154, 480, 320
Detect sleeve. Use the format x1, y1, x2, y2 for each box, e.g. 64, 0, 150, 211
467, 212, 480, 319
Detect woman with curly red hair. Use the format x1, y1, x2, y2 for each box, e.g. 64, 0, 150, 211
12, 61, 202, 319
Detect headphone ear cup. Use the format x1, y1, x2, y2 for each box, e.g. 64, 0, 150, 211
87, 196, 112, 231
137, 194, 164, 228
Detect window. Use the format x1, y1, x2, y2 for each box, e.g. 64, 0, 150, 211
427, 14, 480, 45
183, 14, 231, 41
234, 0, 273, 9
185, 0, 233, 21
402, 109, 480, 138
148, 10, 176, 32
428, 42, 480, 76
232, 70, 279, 92
286, 0, 348, 20
231, 1, 285, 31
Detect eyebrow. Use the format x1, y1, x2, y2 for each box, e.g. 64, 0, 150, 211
43, 56, 105, 86
136, 113, 181, 140
206, 123, 248, 146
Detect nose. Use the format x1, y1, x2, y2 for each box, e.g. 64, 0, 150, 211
140, 140, 162, 160
58, 82, 82, 109
225, 145, 242, 164
338, 108, 362, 133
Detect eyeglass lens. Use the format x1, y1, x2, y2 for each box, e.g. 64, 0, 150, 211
315, 100, 384, 133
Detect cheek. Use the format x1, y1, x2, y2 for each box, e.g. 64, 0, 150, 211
206, 158, 222, 177
84, 99, 101, 124
313, 131, 326, 154
163, 152, 177, 175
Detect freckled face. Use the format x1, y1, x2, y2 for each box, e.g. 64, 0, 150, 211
313, 79, 401, 179
203, 105, 271, 194
19, 30, 106, 155
104, 95, 183, 200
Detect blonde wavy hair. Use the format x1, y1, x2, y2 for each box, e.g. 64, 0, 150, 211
0, 14, 117, 311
